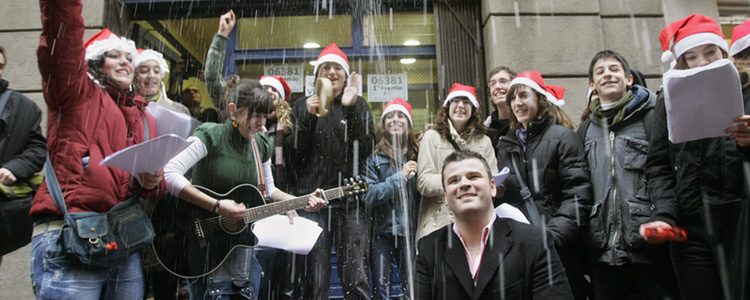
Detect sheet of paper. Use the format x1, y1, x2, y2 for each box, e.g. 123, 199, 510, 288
100, 134, 192, 175
251, 215, 323, 255
147, 102, 195, 139
495, 203, 530, 224
663, 58, 744, 143
492, 167, 511, 187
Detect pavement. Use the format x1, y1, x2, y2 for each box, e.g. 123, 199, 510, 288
0, 244, 34, 299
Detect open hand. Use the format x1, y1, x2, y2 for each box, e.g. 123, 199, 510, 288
342, 72, 360, 106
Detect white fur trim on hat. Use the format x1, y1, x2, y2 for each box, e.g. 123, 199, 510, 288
672, 32, 729, 60
85, 36, 138, 63
381, 105, 412, 124
509, 77, 564, 107
731, 34, 750, 57
442, 90, 479, 108
313, 54, 350, 76
134, 50, 170, 78
259, 77, 286, 101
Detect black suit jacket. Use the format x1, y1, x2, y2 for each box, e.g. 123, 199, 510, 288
415, 218, 573, 300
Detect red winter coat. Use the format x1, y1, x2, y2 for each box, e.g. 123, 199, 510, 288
31, 0, 163, 218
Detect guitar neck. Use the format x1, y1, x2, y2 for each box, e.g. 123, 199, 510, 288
244, 187, 345, 223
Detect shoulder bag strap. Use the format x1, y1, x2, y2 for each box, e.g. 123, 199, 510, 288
510, 153, 542, 225
44, 158, 74, 223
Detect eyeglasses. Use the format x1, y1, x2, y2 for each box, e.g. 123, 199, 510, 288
487, 80, 511, 89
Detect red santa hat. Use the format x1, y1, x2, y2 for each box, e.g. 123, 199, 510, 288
442, 83, 479, 108
381, 98, 413, 125
259, 75, 292, 102
730, 19, 750, 57
509, 71, 565, 107
659, 14, 728, 63
84, 28, 138, 63
134, 49, 170, 78
313, 43, 350, 77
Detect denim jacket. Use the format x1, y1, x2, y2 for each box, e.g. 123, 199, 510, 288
363, 152, 419, 236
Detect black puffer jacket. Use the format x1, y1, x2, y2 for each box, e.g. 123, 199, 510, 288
579, 85, 668, 265
646, 88, 750, 241
496, 116, 592, 250
284, 93, 375, 199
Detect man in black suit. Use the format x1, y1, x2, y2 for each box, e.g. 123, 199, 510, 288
415, 150, 573, 300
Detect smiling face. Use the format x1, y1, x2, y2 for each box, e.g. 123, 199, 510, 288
589, 57, 633, 104
317, 62, 347, 95
681, 44, 724, 69
448, 97, 474, 131
443, 157, 496, 217
265, 86, 282, 105
100, 50, 134, 89
509, 85, 540, 129
230, 103, 267, 140
488, 70, 513, 107
382, 110, 410, 136
135, 60, 163, 98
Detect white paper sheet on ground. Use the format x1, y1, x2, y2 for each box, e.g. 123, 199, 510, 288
495, 203, 530, 224
147, 102, 193, 139
100, 134, 192, 175
663, 58, 744, 144
251, 215, 323, 255
493, 167, 511, 187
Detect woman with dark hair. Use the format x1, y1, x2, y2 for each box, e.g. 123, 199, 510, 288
164, 79, 325, 299
30, 0, 164, 297
640, 14, 750, 300
363, 98, 420, 300
495, 71, 591, 299
416, 83, 498, 240
485, 66, 516, 145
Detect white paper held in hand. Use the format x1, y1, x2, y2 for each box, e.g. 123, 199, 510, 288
146, 102, 194, 139
492, 167, 511, 187
100, 134, 192, 175
663, 58, 744, 144
251, 215, 323, 255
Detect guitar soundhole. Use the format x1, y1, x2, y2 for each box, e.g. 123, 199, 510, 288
219, 217, 247, 234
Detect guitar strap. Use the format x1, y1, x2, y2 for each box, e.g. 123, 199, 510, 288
250, 135, 268, 200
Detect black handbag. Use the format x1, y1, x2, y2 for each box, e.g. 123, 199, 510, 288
43, 113, 155, 268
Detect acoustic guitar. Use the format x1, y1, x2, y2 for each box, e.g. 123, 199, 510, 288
150, 178, 367, 278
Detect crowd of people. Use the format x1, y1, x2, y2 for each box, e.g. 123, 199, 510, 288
2, 1, 750, 299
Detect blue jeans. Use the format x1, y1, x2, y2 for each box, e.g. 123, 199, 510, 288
30, 227, 144, 300
188, 247, 261, 300
371, 234, 413, 300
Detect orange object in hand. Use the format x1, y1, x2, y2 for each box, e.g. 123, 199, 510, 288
105, 242, 119, 251
644, 226, 688, 242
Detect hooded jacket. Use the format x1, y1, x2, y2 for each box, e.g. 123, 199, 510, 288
579, 85, 668, 265
31, 0, 162, 218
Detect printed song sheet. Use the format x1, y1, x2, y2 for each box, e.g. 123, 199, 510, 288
100, 134, 191, 175
663, 58, 744, 143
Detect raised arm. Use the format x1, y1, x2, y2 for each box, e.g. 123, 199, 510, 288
204, 10, 236, 112
37, 0, 90, 109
